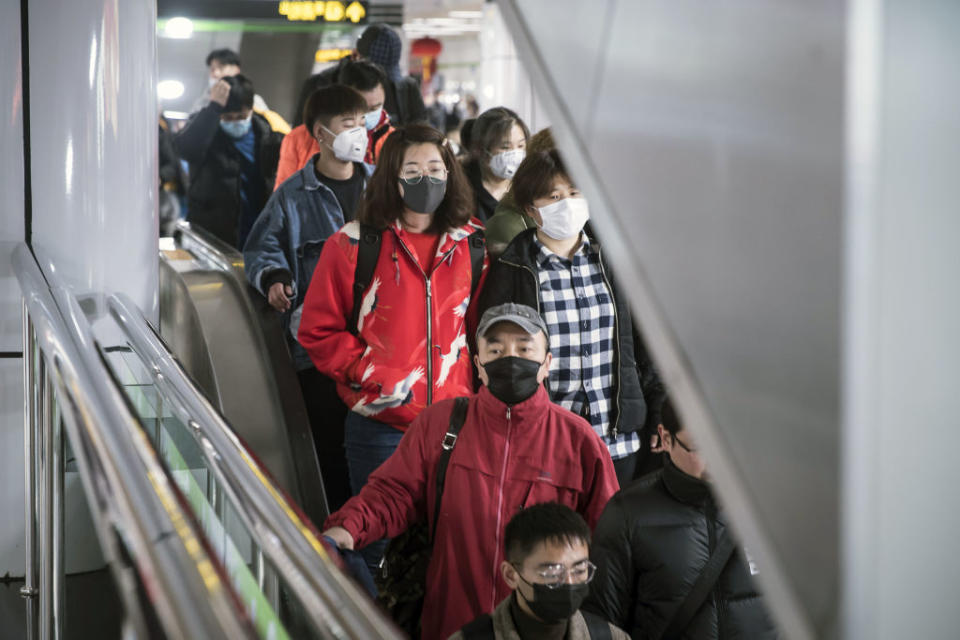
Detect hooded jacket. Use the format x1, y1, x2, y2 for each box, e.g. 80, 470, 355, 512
583, 460, 779, 639
243, 155, 375, 370
324, 386, 621, 640
478, 228, 664, 440
298, 219, 488, 428
176, 102, 282, 248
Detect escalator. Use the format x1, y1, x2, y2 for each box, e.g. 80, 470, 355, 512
14, 242, 401, 639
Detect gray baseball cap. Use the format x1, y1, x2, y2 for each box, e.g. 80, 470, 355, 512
476, 303, 549, 341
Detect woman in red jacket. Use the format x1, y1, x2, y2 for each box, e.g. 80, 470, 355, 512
298, 125, 486, 556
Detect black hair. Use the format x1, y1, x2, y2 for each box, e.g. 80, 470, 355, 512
660, 397, 681, 437
302, 84, 368, 136
206, 48, 241, 69
460, 118, 475, 151
221, 74, 254, 112
504, 503, 591, 565
469, 107, 530, 157
339, 59, 388, 93
512, 149, 572, 213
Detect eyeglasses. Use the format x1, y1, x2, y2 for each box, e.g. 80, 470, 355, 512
673, 434, 697, 453
399, 166, 448, 185
513, 561, 597, 588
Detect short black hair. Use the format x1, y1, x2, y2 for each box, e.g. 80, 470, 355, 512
206, 48, 241, 68
302, 84, 368, 135
660, 397, 681, 437
512, 149, 571, 213
222, 74, 254, 112
470, 107, 530, 156
339, 59, 387, 93
504, 503, 591, 565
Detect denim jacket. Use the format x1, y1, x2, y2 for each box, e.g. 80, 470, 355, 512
243, 154, 374, 370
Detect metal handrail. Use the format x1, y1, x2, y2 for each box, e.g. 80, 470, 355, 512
108, 292, 402, 640
14, 244, 258, 640
174, 219, 245, 278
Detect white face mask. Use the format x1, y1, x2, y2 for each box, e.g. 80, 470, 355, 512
322, 124, 367, 163
489, 148, 525, 179
537, 197, 590, 240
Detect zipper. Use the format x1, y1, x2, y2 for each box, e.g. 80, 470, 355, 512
597, 250, 623, 438
706, 501, 723, 635
425, 279, 433, 404
491, 406, 512, 611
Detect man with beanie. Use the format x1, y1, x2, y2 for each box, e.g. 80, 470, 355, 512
451, 502, 629, 640
322, 303, 619, 640
294, 23, 427, 128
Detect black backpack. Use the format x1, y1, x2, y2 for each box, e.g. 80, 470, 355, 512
348, 223, 486, 335
375, 397, 470, 637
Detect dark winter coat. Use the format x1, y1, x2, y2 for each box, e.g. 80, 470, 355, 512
584, 460, 779, 640
477, 228, 664, 439
175, 102, 282, 248
462, 157, 499, 224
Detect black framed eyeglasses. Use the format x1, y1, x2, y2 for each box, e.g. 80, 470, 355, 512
673, 434, 697, 453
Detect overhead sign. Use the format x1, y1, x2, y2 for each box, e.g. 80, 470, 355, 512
278, 1, 367, 23
315, 48, 353, 63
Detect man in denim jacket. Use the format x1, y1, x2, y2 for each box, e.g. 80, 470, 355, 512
243, 84, 374, 510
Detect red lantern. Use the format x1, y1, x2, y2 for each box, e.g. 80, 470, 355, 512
410, 37, 443, 85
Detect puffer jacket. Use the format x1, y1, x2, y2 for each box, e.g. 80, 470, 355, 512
583, 460, 779, 639
243, 155, 374, 370
324, 385, 620, 640
478, 228, 664, 439
298, 219, 488, 428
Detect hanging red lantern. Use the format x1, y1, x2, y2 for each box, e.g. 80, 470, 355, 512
410, 37, 443, 85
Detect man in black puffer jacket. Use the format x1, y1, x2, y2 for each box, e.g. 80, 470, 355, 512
583, 400, 779, 639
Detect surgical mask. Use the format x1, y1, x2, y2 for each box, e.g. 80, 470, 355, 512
364, 109, 382, 131
322, 124, 367, 163
482, 356, 542, 405
219, 115, 252, 139
489, 149, 525, 179
517, 577, 590, 624
537, 198, 590, 240
399, 178, 446, 214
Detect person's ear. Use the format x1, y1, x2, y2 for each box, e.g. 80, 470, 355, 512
312, 121, 326, 144
474, 354, 489, 386
537, 352, 552, 384
501, 561, 520, 589
656, 424, 671, 453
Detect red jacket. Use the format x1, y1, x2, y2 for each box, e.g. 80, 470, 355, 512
298, 219, 487, 429
324, 386, 620, 640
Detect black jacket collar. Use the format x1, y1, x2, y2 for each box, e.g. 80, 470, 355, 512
662, 457, 711, 506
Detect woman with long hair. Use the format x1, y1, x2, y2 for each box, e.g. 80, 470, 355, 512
461, 107, 530, 223
297, 124, 487, 565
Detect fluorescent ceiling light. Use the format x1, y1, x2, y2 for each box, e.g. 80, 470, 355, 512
164, 17, 194, 39
158, 80, 185, 101
449, 11, 483, 18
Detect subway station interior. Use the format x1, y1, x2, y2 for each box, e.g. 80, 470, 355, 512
1, 1, 958, 638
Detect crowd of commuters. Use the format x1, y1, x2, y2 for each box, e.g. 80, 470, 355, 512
173, 23, 778, 640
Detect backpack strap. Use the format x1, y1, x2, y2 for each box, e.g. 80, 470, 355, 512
349, 223, 382, 336
459, 613, 495, 640
468, 229, 486, 296
431, 397, 469, 541
581, 610, 614, 640
658, 530, 736, 639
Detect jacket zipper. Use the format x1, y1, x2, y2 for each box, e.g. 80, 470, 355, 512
491, 406, 512, 611
706, 502, 724, 636
597, 250, 623, 438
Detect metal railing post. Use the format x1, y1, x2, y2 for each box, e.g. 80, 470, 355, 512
51, 389, 65, 640
21, 303, 39, 639
38, 357, 53, 640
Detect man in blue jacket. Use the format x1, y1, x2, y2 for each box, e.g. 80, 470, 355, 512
243, 84, 373, 510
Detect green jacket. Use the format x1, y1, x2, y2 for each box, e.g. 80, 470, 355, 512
484, 192, 537, 258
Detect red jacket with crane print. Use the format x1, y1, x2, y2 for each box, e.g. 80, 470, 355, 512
298, 218, 488, 429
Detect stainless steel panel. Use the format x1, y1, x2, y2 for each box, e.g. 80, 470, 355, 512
28, 0, 158, 322
0, 357, 25, 574
503, 1, 845, 637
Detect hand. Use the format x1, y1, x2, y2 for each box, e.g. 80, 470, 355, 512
210, 79, 231, 107
268, 282, 293, 312
323, 526, 354, 550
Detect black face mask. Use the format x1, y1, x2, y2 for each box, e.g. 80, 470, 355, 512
399, 178, 446, 214
482, 356, 542, 405
517, 577, 590, 624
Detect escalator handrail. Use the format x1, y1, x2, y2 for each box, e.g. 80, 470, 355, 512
174, 219, 245, 279
108, 292, 402, 640
13, 244, 258, 640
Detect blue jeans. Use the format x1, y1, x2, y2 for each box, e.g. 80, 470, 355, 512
343, 411, 405, 574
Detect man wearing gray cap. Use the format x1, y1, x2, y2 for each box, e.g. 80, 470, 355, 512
323, 303, 619, 640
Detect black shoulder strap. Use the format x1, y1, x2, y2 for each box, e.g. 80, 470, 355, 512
658, 530, 736, 640
459, 613, 495, 640
468, 229, 485, 296
349, 224, 382, 335
431, 397, 469, 541
581, 610, 614, 640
